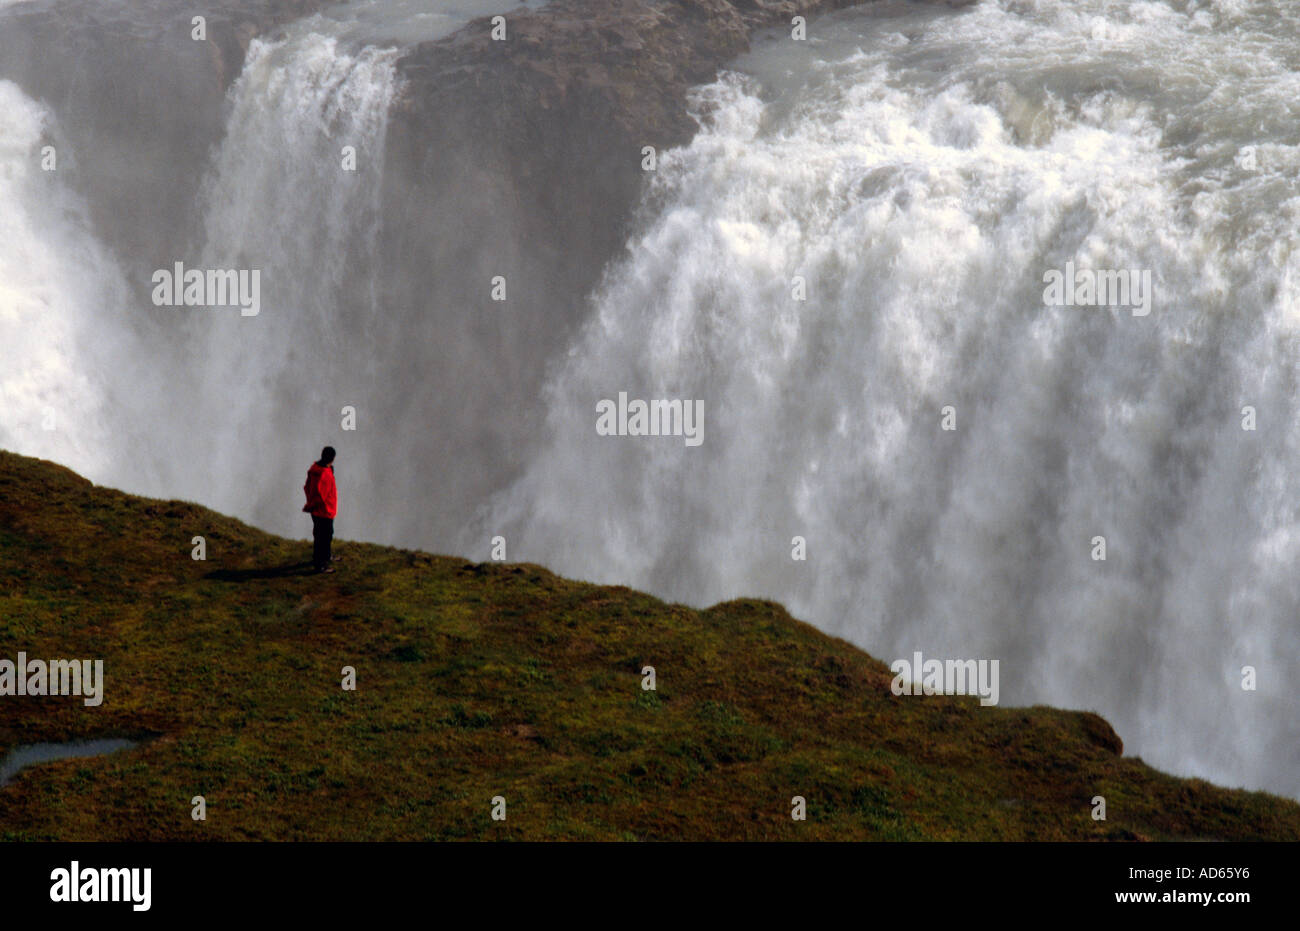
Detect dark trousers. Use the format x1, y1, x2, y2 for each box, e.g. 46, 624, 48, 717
311, 516, 333, 569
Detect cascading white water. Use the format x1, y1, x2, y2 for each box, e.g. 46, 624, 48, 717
176, 29, 402, 528
0, 15, 404, 522
0, 80, 149, 475
475, 0, 1300, 798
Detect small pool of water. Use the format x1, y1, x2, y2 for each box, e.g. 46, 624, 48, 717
0, 738, 138, 787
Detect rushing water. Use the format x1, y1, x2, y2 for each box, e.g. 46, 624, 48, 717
477, 0, 1300, 798
1, 0, 1297, 798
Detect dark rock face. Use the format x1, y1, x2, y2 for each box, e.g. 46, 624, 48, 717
387, 0, 901, 353
386, 1, 976, 301
375, 0, 916, 529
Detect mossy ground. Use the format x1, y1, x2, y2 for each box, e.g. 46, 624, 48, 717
0, 450, 1296, 841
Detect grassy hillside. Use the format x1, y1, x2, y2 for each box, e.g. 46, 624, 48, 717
0, 449, 1296, 841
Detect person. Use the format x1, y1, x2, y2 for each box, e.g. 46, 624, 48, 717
303, 446, 339, 573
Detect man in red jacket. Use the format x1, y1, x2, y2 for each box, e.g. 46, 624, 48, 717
303, 446, 339, 573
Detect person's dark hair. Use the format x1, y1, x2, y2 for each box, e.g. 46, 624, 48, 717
320, 446, 336, 464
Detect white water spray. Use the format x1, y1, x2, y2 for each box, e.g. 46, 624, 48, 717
478, 0, 1300, 798
0, 81, 144, 476
177, 31, 401, 527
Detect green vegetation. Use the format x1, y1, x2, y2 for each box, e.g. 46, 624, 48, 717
0, 449, 1296, 841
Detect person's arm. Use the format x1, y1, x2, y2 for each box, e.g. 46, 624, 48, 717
322, 468, 338, 517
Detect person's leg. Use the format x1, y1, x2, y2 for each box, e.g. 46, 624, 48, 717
312, 516, 327, 570
323, 518, 334, 565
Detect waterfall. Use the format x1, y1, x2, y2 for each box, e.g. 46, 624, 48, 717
0, 80, 143, 474
475, 0, 1300, 798
178, 31, 402, 529
2, 0, 1296, 799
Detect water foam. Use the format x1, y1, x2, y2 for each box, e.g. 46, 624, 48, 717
477, 0, 1300, 797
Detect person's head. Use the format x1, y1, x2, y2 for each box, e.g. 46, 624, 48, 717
320, 446, 336, 466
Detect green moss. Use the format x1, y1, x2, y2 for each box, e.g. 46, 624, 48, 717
0, 449, 1296, 841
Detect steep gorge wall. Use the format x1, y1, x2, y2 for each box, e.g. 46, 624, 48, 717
375, 0, 927, 522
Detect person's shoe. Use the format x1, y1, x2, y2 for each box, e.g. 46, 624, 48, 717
316, 566, 335, 574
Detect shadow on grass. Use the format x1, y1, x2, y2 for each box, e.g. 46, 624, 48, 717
205, 561, 318, 581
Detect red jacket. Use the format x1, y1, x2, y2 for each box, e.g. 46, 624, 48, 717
303, 462, 337, 519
